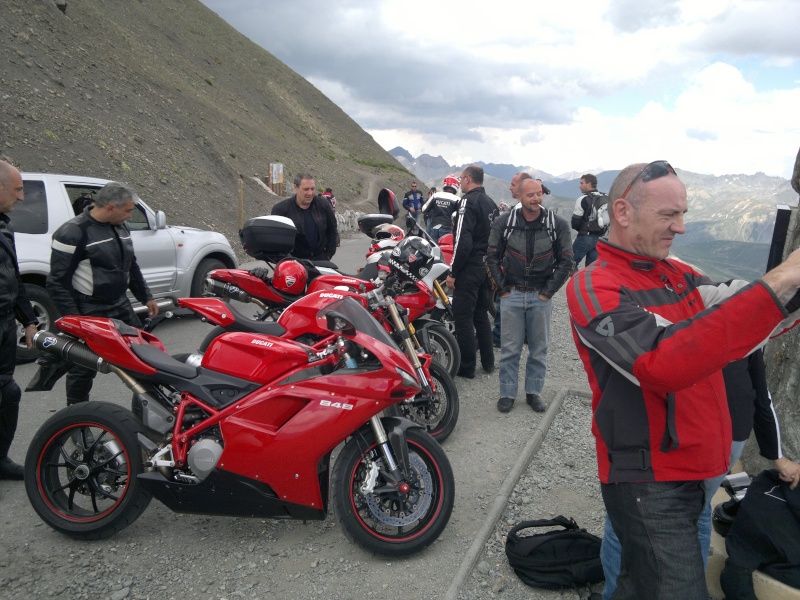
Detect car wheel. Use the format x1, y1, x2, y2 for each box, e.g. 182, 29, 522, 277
16, 284, 61, 364
190, 258, 227, 297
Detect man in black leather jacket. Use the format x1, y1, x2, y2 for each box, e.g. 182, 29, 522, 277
271, 173, 338, 262
445, 164, 496, 378
47, 181, 158, 406
487, 178, 573, 413
0, 161, 37, 479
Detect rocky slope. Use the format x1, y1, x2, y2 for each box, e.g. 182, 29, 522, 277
1, 0, 412, 256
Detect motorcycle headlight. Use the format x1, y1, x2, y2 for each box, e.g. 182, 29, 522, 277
396, 367, 418, 389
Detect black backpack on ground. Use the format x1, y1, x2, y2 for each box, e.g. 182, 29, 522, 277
505, 515, 604, 590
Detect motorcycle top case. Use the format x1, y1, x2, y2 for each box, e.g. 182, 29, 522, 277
358, 213, 395, 236
239, 215, 297, 259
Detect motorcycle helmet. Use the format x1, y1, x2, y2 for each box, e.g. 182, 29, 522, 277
373, 223, 405, 242
387, 236, 435, 283
272, 259, 307, 295
712, 498, 740, 537
442, 174, 460, 193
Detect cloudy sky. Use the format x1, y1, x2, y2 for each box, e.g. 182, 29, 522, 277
199, 0, 799, 179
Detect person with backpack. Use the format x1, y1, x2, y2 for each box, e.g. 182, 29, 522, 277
487, 178, 573, 413
570, 174, 608, 269
492, 172, 531, 348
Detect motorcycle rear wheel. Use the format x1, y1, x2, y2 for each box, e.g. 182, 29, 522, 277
419, 322, 460, 377
332, 427, 454, 557
24, 402, 152, 540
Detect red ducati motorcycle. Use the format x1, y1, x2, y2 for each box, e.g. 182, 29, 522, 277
209, 235, 460, 377
24, 293, 455, 557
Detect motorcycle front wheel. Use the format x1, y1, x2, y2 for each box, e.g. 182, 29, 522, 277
24, 402, 152, 540
332, 427, 454, 557
418, 322, 461, 377
394, 360, 459, 442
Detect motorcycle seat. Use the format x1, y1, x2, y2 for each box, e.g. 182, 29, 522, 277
352, 261, 380, 281
130, 343, 199, 378
225, 303, 287, 337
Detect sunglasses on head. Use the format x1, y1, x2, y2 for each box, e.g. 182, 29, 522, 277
620, 160, 677, 200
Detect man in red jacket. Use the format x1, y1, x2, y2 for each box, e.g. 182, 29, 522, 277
566, 161, 800, 599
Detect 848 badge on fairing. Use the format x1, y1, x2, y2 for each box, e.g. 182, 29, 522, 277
320, 399, 353, 410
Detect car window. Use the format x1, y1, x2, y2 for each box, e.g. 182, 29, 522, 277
64, 184, 99, 215
128, 202, 151, 231
11, 180, 48, 234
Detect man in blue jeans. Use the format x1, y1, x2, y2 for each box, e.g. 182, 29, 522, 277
492, 172, 529, 347
570, 174, 607, 269
600, 350, 800, 599
486, 178, 573, 412
567, 161, 800, 600
402, 181, 424, 233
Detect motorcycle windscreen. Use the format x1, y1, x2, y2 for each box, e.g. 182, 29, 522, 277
318, 297, 399, 350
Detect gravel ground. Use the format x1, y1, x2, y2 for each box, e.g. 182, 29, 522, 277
457, 393, 604, 600
0, 292, 605, 600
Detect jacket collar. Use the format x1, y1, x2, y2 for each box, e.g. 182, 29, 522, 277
597, 239, 680, 272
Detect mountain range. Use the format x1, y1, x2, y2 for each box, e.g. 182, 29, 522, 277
390, 148, 798, 280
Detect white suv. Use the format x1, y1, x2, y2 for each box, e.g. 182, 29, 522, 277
11, 173, 238, 362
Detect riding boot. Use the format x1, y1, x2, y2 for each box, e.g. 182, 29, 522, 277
26, 355, 72, 392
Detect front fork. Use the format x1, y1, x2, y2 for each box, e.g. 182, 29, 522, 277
432, 279, 454, 318
385, 301, 434, 397
369, 415, 411, 492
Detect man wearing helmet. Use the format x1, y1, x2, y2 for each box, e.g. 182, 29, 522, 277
272, 173, 338, 262
422, 175, 460, 242
446, 165, 496, 379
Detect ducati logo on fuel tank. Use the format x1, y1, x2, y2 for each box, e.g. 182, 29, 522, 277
251, 339, 274, 347
320, 292, 344, 300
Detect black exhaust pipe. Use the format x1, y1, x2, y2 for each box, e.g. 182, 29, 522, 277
33, 331, 110, 374
204, 278, 254, 303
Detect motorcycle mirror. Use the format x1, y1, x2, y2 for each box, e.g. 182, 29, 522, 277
325, 311, 356, 336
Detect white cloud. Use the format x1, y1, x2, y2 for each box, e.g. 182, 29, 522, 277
200, 0, 800, 177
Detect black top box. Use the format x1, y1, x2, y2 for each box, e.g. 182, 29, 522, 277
239, 215, 297, 259
358, 213, 395, 237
